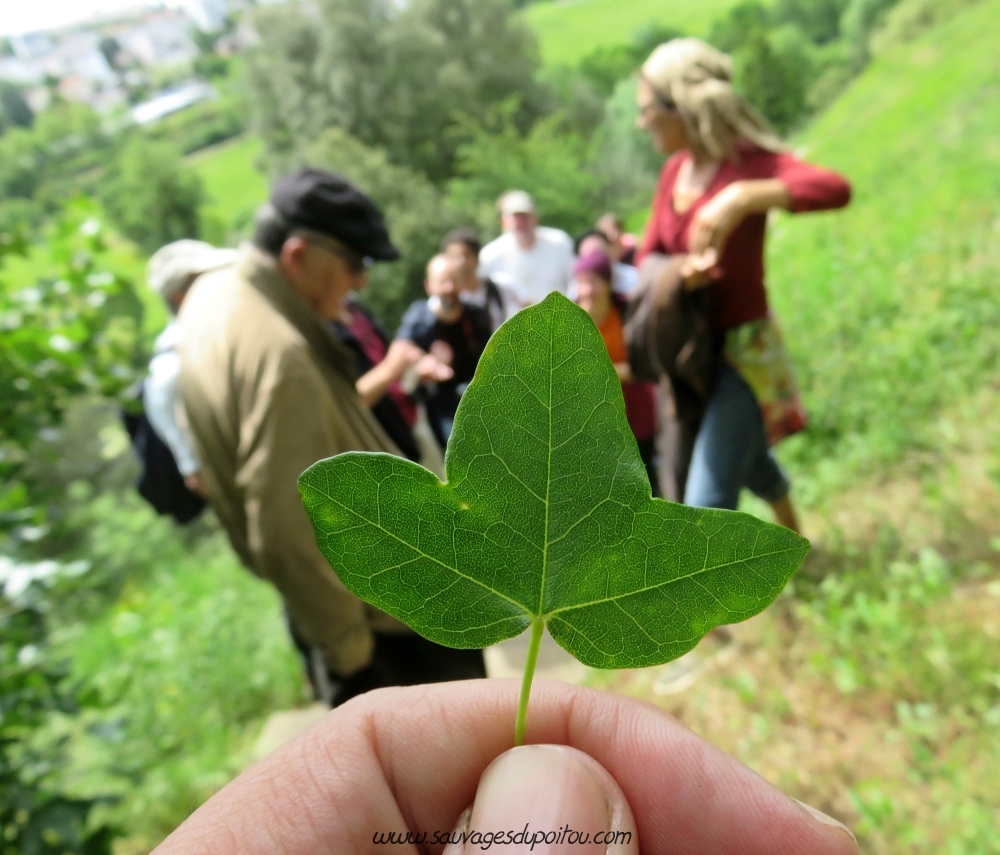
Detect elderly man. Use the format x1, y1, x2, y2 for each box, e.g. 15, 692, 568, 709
477, 190, 574, 319
177, 168, 485, 705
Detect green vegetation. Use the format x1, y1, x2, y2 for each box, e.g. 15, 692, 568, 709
188, 134, 267, 245
524, 0, 742, 66
767, 0, 1000, 497
0, 207, 144, 855
48, 493, 301, 852
99, 136, 203, 254
1, 0, 997, 850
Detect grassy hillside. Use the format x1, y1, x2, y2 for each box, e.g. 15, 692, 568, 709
27, 3, 1000, 852
604, 11, 1000, 850
764, 0, 1000, 499
187, 133, 268, 245
523, 0, 742, 66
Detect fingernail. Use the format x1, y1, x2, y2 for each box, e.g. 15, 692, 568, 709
794, 799, 858, 850
441, 807, 472, 855
463, 745, 613, 854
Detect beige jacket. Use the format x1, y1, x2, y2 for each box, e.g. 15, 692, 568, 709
177, 247, 405, 674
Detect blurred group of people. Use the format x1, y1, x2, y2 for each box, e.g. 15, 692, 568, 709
144, 34, 860, 854
135, 35, 850, 715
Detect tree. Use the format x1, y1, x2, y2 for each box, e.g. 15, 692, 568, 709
300, 127, 472, 330
0, 83, 33, 134
772, 0, 850, 43
588, 76, 664, 223
448, 99, 601, 239
710, 3, 816, 134
100, 135, 203, 253
578, 24, 684, 97
244, 0, 546, 183
841, 0, 904, 66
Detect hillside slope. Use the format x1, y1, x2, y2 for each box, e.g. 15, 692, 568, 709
523, 0, 742, 66
762, 0, 1000, 496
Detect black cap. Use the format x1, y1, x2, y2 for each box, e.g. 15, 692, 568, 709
270, 167, 400, 261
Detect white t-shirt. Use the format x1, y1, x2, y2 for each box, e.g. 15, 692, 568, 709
478, 226, 575, 317
144, 320, 200, 477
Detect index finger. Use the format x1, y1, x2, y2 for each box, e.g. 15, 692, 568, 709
154, 679, 856, 855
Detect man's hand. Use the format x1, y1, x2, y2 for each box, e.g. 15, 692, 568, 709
183, 472, 206, 497
415, 352, 455, 384
153, 680, 858, 855
356, 340, 425, 407
383, 339, 425, 376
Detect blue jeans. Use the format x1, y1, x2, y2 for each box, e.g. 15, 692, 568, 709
683, 362, 790, 510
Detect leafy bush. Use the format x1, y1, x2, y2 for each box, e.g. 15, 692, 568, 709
0, 103, 112, 236
39, 492, 302, 845
587, 77, 663, 224
448, 99, 601, 239
99, 135, 204, 254
0, 562, 114, 855
245, 0, 546, 183
0, 206, 144, 853
0, 205, 143, 534
577, 24, 683, 97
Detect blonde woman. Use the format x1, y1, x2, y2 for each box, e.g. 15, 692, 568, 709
635, 38, 850, 530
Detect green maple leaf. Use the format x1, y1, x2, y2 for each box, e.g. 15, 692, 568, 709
300, 293, 808, 741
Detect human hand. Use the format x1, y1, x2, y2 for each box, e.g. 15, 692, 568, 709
688, 182, 748, 257
183, 472, 206, 497
679, 248, 721, 291
430, 339, 455, 366
384, 339, 426, 378
613, 361, 634, 384
152, 680, 857, 855
416, 352, 455, 384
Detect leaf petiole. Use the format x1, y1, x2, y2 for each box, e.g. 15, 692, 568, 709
514, 617, 544, 746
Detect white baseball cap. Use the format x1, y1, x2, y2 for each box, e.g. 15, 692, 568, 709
147, 240, 239, 302
497, 190, 536, 216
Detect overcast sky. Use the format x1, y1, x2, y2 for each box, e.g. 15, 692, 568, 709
1, 1, 198, 37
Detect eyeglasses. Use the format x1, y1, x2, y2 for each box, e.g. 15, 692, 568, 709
294, 229, 373, 275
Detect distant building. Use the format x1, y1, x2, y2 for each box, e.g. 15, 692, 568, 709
130, 80, 215, 124
186, 0, 230, 31
0, 0, 250, 116
9, 32, 55, 61
0, 57, 45, 86
117, 9, 198, 68
41, 31, 117, 86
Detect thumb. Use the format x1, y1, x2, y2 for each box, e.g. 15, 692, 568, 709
443, 744, 638, 854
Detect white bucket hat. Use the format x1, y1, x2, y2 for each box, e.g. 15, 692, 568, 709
147, 240, 239, 303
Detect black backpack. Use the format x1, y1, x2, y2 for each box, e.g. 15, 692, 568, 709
121, 383, 206, 525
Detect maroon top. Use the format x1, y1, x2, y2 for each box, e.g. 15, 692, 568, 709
636, 144, 851, 331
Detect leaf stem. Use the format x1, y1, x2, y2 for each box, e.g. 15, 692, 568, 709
515, 618, 544, 746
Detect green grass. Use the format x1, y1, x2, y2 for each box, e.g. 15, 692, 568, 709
45, 490, 304, 852
762, 0, 1000, 502
17, 2, 1000, 851
187, 133, 268, 245
523, 0, 743, 66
